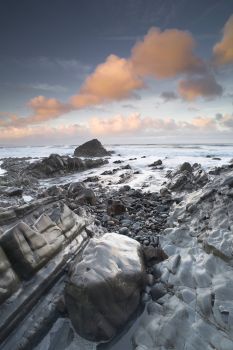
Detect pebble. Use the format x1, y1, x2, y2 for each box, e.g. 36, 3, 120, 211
119, 227, 129, 235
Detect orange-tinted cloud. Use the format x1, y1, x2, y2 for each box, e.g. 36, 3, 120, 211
178, 75, 223, 101
27, 96, 71, 123
0, 123, 86, 140
71, 28, 206, 109
1, 24, 225, 129
89, 113, 142, 134
190, 116, 216, 128
213, 14, 233, 65
1, 113, 233, 144
70, 55, 144, 108
131, 27, 205, 78
89, 113, 210, 135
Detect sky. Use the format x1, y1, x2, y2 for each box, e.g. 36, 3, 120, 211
0, 0, 233, 145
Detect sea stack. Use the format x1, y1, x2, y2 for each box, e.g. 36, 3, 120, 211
74, 139, 110, 157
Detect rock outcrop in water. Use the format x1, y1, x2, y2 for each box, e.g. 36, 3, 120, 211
65, 232, 146, 342
74, 139, 110, 157
28, 153, 108, 178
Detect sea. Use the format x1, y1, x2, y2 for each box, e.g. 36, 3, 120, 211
0, 144, 233, 193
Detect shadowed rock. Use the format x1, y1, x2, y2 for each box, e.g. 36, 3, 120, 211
27, 153, 108, 178
74, 139, 110, 157
68, 182, 96, 205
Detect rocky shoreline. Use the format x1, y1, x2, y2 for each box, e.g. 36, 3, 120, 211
0, 140, 233, 350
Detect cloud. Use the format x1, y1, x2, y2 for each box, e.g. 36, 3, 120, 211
27, 96, 71, 123
1, 24, 224, 129
131, 27, 205, 78
213, 14, 233, 65
89, 113, 219, 136
216, 113, 233, 129
1, 112, 233, 145
70, 55, 144, 108
70, 27, 206, 109
89, 113, 143, 135
0, 123, 87, 142
178, 75, 223, 101
160, 91, 178, 102
190, 116, 216, 128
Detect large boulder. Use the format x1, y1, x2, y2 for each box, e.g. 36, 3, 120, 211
74, 139, 110, 157
65, 232, 146, 342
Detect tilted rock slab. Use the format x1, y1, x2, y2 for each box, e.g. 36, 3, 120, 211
0, 197, 90, 347
65, 232, 146, 342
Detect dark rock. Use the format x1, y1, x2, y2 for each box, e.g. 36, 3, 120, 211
122, 164, 131, 170
143, 246, 168, 264
150, 283, 167, 301
83, 176, 99, 183
27, 153, 108, 178
113, 160, 123, 164
41, 185, 65, 198
74, 139, 110, 157
107, 199, 126, 216
148, 159, 162, 167
2, 187, 23, 197
119, 227, 129, 235
68, 182, 96, 205
179, 162, 192, 172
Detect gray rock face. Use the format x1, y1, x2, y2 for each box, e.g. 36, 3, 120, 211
74, 139, 110, 157
133, 169, 233, 350
166, 163, 208, 192
65, 232, 146, 342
